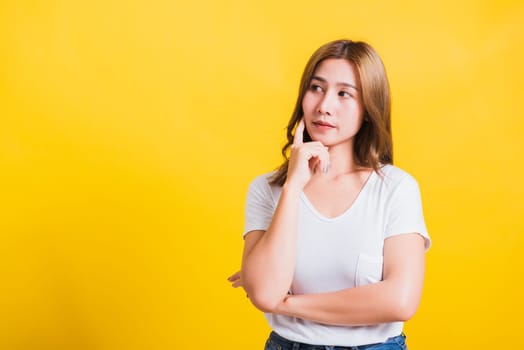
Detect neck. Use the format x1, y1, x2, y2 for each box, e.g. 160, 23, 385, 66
325, 142, 360, 176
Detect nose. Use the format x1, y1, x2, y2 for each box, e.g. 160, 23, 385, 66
317, 90, 336, 116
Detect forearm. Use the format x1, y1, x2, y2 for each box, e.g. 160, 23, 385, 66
274, 233, 426, 325
241, 184, 301, 311
276, 280, 421, 326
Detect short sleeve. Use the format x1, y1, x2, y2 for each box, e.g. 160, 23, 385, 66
243, 174, 275, 238
384, 174, 431, 250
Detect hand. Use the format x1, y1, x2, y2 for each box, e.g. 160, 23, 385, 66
227, 270, 243, 288
286, 119, 330, 190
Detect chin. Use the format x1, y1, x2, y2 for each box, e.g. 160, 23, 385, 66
310, 135, 334, 146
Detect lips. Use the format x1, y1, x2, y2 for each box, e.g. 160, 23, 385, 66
313, 120, 335, 128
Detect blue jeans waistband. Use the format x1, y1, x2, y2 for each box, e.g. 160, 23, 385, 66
265, 331, 407, 350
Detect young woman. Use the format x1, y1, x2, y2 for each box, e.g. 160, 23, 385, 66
228, 39, 431, 349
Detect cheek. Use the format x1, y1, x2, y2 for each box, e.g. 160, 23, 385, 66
348, 101, 364, 119
301, 92, 315, 113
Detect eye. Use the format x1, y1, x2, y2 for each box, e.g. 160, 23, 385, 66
309, 84, 323, 92
339, 90, 353, 98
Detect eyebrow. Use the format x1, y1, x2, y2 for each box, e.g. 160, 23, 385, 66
311, 76, 359, 90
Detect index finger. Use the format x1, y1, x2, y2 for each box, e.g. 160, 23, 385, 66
293, 119, 305, 146
227, 271, 241, 281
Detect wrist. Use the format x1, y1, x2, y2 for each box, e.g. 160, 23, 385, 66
282, 181, 303, 195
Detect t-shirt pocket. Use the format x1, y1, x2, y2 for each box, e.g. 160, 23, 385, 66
355, 253, 383, 286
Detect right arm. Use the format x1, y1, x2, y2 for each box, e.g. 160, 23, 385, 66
241, 183, 302, 312
241, 120, 329, 312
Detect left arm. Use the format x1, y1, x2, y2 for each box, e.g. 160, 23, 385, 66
274, 233, 426, 326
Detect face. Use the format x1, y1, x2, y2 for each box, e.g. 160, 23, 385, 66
301, 58, 364, 149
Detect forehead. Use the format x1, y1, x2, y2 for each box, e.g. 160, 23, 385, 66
313, 58, 359, 86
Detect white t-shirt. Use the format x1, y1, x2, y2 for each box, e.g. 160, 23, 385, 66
243, 164, 431, 346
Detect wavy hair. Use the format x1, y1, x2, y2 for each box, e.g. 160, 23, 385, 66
270, 39, 393, 186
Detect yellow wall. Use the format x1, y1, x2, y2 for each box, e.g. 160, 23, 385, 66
2, 0, 523, 348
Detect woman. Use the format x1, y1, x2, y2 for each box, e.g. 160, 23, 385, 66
228, 39, 431, 349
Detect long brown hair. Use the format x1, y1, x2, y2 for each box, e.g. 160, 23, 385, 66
270, 39, 393, 186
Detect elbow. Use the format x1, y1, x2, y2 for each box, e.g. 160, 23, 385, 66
384, 279, 423, 322
246, 290, 282, 313
390, 293, 420, 322
392, 303, 418, 322
243, 279, 282, 312
241, 271, 286, 313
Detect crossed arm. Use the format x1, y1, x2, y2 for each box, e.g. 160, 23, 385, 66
229, 230, 426, 327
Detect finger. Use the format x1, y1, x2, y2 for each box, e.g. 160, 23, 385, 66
308, 145, 329, 173
227, 271, 241, 281
309, 157, 321, 173
293, 119, 305, 146
232, 280, 243, 288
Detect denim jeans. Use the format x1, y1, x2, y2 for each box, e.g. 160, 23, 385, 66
264, 331, 407, 350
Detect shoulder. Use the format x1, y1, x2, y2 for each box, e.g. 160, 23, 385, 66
379, 164, 419, 187
249, 171, 276, 186
246, 171, 281, 203
248, 171, 277, 191
380, 164, 416, 182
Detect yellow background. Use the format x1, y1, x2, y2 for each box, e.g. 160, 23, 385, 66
2, 0, 523, 348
